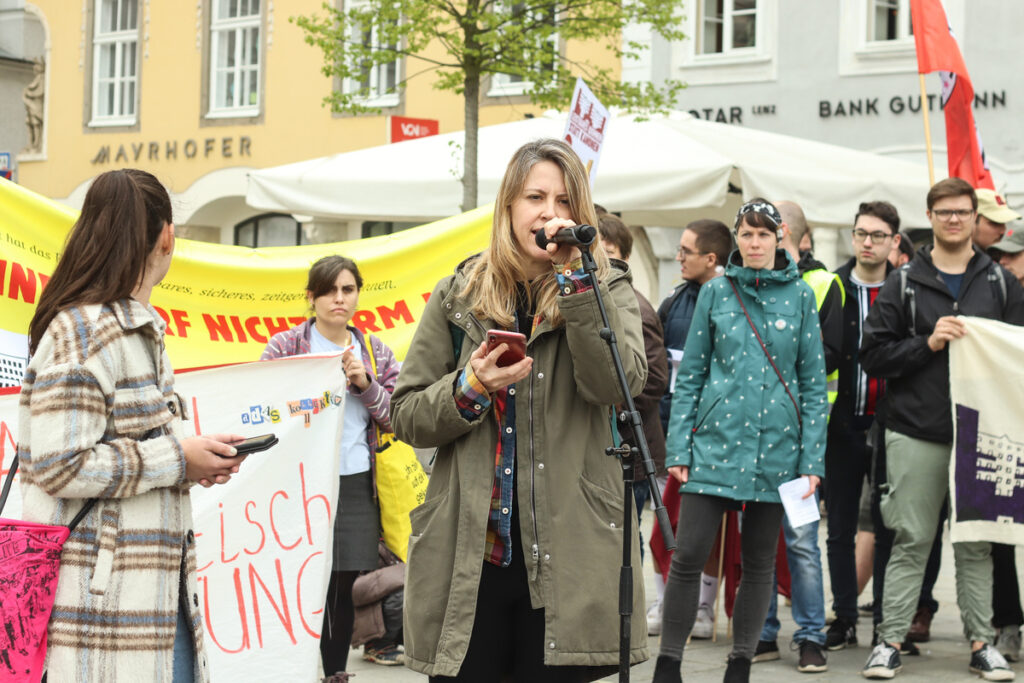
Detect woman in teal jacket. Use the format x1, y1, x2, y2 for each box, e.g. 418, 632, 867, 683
653, 199, 828, 683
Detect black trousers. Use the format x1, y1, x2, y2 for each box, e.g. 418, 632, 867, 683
430, 504, 588, 683
321, 570, 359, 675
992, 544, 1024, 628
824, 419, 873, 621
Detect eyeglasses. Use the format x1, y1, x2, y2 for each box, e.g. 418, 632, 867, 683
932, 208, 976, 221
677, 246, 707, 258
852, 229, 893, 243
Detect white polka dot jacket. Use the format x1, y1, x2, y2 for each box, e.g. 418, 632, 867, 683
664, 249, 828, 503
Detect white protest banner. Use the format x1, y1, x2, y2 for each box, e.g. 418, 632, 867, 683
563, 77, 609, 185
0, 354, 345, 682
949, 316, 1024, 545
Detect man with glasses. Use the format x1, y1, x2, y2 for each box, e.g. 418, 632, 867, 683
823, 202, 901, 651
650, 219, 732, 638
861, 178, 1024, 680
973, 189, 1021, 249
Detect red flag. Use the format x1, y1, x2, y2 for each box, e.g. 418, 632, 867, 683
910, 0, 994, 189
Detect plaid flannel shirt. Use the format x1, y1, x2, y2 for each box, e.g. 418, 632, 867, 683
453, 258, 592, 566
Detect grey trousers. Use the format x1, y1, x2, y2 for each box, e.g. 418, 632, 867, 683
878, 430, 995, 645
659, 492, 785, 661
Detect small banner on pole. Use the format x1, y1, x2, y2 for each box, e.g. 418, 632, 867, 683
563, 78, 609, 186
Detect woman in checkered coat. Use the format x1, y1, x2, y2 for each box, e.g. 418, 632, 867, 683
18, 169, 248, 683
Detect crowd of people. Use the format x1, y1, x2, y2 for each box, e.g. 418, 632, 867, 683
13, 150, 1023, 683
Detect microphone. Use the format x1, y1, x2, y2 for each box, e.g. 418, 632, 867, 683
534, 224, 598, 249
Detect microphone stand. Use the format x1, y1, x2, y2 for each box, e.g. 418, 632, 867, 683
576, 238, 677, 682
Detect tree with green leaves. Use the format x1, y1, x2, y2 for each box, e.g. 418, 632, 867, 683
293, 0, 685, 212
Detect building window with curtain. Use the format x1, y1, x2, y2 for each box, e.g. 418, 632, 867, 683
234, 214, 306, 247
698, 0, 758, 55
343, 0, 401, 107
208, 0, 262, 117
868, 0, 913, 43
90, 0, 139, 126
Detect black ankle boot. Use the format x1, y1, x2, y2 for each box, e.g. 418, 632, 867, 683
723, 656, 750, 683
652, 655, 682, 683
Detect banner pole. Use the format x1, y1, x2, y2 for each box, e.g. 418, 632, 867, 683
919, 73, 936, 186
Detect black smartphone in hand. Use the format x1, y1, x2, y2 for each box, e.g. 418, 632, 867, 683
229, 434, 279, 455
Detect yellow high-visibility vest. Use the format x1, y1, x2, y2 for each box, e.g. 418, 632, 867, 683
802, 268, 844, 415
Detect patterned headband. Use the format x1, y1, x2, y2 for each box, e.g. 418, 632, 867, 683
735, 200, 784, 239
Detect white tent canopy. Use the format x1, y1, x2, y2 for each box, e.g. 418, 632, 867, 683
246, 110, 933, 229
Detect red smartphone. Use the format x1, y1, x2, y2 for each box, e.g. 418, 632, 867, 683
486, 330, 527, 367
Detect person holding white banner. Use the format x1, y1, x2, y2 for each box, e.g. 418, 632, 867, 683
18, 169, 248, 683
392, 138, 648, 682
859, 178, 1024, 681
261, 254, 401, 680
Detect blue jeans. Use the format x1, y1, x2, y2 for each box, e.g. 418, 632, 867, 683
172, 607, 195, 683
760, 507, 827, 645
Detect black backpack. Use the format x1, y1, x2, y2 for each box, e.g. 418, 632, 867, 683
899, 262, 1007, 336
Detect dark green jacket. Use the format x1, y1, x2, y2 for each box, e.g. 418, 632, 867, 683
665, 249, 828, 502
392, 261, 649, 677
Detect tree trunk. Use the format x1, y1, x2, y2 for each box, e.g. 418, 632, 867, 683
461, 68, 480, 213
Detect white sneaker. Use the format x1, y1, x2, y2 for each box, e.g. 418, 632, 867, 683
647, 600, 663, 636
691, 604, 714, 639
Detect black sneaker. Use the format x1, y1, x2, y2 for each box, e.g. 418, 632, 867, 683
969, 644, 1015, 681
826, 618, 858, 651
859, 601, 874, 615
797, 641, 828, 673
652, 655, 682, 683
724, 656, 752, 683
862, 641, 902, 679
752, 639, 780, 663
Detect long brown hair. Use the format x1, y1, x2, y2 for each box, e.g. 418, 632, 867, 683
28, 169, 172, 354
459, 139, 607, 328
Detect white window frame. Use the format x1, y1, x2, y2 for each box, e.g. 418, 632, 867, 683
343, 0, 401, 108
89, 0, 139, 127
696, 0, 758, 58
487, 2, 559, 98
207, 0, 262, 118
674, 0, 776, 86
837, 0, 964, 76
867, 0, 913, 45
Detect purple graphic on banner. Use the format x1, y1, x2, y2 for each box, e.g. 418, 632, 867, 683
954, 404, 1024, 524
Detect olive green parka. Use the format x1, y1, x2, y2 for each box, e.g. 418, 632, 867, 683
392, 260, 649, 678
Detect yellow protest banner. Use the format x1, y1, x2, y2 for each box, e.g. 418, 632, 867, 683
0, 178, 491, 373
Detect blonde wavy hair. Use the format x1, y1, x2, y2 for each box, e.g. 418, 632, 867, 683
459, 138, 608, 328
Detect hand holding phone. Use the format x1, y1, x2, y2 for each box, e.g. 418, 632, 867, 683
486, 330, 527, 367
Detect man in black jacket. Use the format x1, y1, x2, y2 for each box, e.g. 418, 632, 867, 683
822, 201, 898, 652
860, 178, 1024, 681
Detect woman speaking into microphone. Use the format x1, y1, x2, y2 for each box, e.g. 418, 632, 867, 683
392, 138, 649, 682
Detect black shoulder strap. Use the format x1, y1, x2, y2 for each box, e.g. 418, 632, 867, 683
0, 454, 97, 531
0, 454, 18, 516
988, 263, 1007, 311
899, 265, 917, 337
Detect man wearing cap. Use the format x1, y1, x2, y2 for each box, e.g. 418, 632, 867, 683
974, 189, 1022, 249
992, 229, 1024, 286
